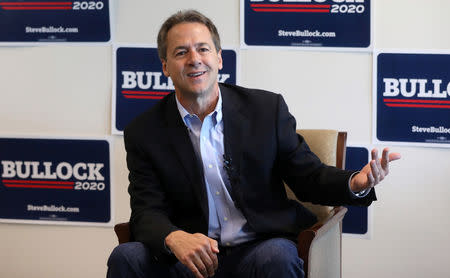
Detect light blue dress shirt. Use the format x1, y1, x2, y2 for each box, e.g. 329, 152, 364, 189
175, 91, 257, 247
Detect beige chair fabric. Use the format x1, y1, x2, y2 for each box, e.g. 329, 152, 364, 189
284, 129, 338, 221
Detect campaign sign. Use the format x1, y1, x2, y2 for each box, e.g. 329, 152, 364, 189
343, 146, 371, 237
0, 0, 110, 43
241, 0, 371, 49
113, 45, 238, 134
375, 51, 450, 147
0, 137, 112, 225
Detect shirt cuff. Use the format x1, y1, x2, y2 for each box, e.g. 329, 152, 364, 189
348, 171, 371, 198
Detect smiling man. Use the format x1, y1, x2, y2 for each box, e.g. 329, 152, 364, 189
107, 10, 400, 278
161, 20, 223, 121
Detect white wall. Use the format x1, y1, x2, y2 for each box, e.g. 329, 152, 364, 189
0, 0, 449, 277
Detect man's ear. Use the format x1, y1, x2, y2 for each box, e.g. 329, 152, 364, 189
217, 49, 223, 70
161, 59, 170, 77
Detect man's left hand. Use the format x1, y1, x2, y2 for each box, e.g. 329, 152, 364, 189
350, 147, 401, 193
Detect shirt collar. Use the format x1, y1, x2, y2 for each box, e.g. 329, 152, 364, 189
175, 88, 223, 127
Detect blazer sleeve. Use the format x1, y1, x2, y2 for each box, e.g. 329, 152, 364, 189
275, 94, 375, 206
124, 128, 179, 260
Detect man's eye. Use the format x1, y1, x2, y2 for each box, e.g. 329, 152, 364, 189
199, 48, 210, 53
175, 51, 186, 56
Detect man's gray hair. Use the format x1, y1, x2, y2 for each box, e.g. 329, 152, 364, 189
157, 10, 221, 61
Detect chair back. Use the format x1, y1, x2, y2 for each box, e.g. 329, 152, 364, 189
114, 222, 131, 244
284, 130, 347, 222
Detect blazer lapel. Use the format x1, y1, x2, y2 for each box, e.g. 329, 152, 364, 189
164, 94, 209, 218
221, 85, 249, 197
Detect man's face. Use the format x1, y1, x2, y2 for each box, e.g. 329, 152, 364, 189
162, 22, 223, 99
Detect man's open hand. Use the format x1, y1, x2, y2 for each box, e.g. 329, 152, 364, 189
350, 147, 401, 193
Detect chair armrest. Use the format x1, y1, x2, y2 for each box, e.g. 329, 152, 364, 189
297, 206, 348, 276
114, 222, 131, 244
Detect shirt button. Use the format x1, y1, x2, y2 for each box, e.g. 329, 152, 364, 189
208, 164, 213, 169
224, 217, 228, 221
226, 242, 230, 246
215, 191, 220, 195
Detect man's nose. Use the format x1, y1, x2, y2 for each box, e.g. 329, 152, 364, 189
187, 50, 202, 66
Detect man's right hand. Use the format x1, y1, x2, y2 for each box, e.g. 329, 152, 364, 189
165, 230, 219, 278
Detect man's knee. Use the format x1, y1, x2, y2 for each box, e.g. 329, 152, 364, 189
254, 238, 304, 278
108, 242, 150, 267
107, 242, 157, 278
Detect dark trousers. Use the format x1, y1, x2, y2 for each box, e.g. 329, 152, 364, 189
107, 238, 304, 278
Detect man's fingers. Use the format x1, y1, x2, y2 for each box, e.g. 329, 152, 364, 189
212, 254, 218, 272
361, 147, 400, 190
206, 238, 219, 270
200, 248, 216, 276
185, 253, 214, 278
366, 170, 375, 187
370, 160, 380, 185
376, 155, 385, 180
187, 259, 207, 278
371, 148, 382, 184
188, 238, 215, 277
388, 152, 401, 162
209, 238, 219, 253
371, 148, 379, 162
204, 257, 215, 277
380, 148, 389, 170
206, 247, 218, 271
195, 251, 214, 278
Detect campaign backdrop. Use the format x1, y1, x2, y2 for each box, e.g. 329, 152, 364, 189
112, 45, 238, 134
343, 145, 371, 237
0, 0, 110, 43
241, 0, 371, 49
374, 51, 450, 147
0, 137, 112, 226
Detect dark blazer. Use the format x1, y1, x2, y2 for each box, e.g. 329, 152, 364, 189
124, 83, 375, 261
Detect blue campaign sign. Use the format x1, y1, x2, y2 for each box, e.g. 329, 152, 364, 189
0, 0, 110, 43
343, 146, 370, 236
0, 137, 111, 225
113, 45, 238, 134
241, 0, 371, 48
375, 52, 450, 147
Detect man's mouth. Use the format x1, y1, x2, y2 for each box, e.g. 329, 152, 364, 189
187, 71, 206, 77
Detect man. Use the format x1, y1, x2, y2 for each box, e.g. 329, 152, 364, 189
107, 10, 400, 278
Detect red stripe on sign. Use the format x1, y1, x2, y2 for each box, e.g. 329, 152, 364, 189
4, 184, 73, 189
383, 98, 450, 104
122, 91, 170, 96
2, 6, 72, 10
2, 179, 74, 185
124, 95, 164, 100
385, 103, 450, 109
250, 4, 331, 8
252, 8, 329, 13
0, 2, 72, 5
